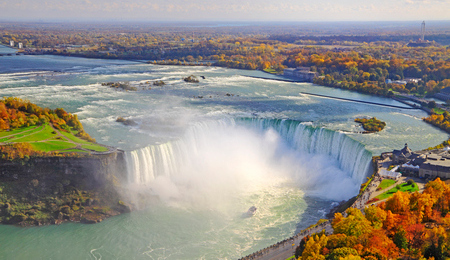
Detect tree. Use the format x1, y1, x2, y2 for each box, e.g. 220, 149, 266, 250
326, 247, 358, 260
365, 206, 387, 229
301, 234, 328, 260
393, 228, 408, 250
333, 208, 373, 237
385, 191, 410, 215
406, 223, 426, 249
428, 101, 437, 108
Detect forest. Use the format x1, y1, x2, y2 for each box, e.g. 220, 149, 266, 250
296, 178, 450, 260
2, 22, 450, 99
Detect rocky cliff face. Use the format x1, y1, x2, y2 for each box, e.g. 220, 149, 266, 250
0, 150, 131, 226
0, 150, 127, 187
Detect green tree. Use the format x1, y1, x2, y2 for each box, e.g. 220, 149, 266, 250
333, 208, 373, 237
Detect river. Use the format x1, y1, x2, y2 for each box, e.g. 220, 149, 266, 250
0, 51, 447, 259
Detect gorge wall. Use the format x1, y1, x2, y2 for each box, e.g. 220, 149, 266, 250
0, 150, 127, 189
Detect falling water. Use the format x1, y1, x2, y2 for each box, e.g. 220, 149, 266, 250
124, 118, 372, 202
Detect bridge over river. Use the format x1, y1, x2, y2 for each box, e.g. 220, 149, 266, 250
300, 92, 420, 110
243, 75, 420, 110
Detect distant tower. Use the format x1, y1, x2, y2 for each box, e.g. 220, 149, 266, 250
421, 21, 425, 42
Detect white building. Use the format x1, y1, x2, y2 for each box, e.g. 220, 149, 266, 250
18, 43, 23, 49
379, 166, 402, 180
10, 40, 14, 47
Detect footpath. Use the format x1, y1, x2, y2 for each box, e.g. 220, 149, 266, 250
239, 174, 378, 260
239, 155, 429, 260
238, 220, 333, 260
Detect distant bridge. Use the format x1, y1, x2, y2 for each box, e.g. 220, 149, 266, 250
300, 92, 420, 110
243, 76, 421, 110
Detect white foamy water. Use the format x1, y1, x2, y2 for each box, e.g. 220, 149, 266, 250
0, 55, 447, 259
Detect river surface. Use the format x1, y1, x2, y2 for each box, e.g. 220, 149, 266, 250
0, 51, 447, 259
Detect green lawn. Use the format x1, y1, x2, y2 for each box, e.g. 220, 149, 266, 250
263, 68, 278, 74
30, 141, 77, 152
432, 107, 446, 114
0, 125, 38, 138
11, 125, 56, 142
375, 182, 419, 200
61, 149, 90, 153
0, 125, 45, 142
81, 144, 109, 152
1, 123, 109, 154
378, 179, 396, 190
60, 130, 92, 145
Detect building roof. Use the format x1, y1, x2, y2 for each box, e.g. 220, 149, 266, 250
393, 143, 413, 158
380, 169, 402, 178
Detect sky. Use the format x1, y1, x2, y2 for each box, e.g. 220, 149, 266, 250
0, 0, 449, 22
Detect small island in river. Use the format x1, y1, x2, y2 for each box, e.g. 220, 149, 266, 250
355, 117, 386, 133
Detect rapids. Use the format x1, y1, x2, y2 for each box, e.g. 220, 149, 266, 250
0, 53, 447, 259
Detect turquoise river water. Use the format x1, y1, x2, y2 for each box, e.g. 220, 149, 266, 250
0, 46, 448, 259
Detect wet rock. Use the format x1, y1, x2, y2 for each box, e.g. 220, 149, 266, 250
83, 198, 94, 206
117, 201, 132, 213
60, 205, 73, 215
81, 217, 102, 224
9, 213, 27, 224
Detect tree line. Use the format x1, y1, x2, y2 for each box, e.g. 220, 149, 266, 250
297, 178, 450, 260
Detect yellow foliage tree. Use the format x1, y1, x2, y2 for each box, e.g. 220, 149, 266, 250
301, 234, 328, 260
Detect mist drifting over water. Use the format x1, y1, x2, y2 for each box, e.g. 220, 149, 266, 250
124, 118, 372, 210
0, 55, 447, 259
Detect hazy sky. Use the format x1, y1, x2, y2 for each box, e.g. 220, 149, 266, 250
0, 0, 449, 21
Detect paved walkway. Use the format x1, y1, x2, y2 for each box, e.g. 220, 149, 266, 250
239, 222, 333, 260
240, 160, 429, 260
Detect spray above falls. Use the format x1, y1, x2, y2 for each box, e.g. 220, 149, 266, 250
124, 118, 373, 203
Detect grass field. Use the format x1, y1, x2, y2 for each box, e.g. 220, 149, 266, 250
378, 179, 397, 190
61, 149, 90, 153
81, 144, 109, 152
263, 68, 278, 74
432, 107, 446, 114
375, 182, 419, 200
1, 123, 110, 154
0, 125, 38, 138
0, 125, 45, 142
11, 125, 56, 142
60, 130, 92, 145
30, 141, 77, 152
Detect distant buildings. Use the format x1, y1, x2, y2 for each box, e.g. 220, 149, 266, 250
435, 87, 450, 101
10, 40, 14, 47
386, 78, 421, 85
386, 144, 450, 179
283, 67, 318, 82
18, 43, 23, 49
407, 21, 433, 47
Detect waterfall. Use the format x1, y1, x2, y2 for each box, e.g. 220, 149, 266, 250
124, 118, 373, 196
236, 118, 373, 184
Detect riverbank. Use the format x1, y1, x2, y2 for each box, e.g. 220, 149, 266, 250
0, 150, 131, 226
